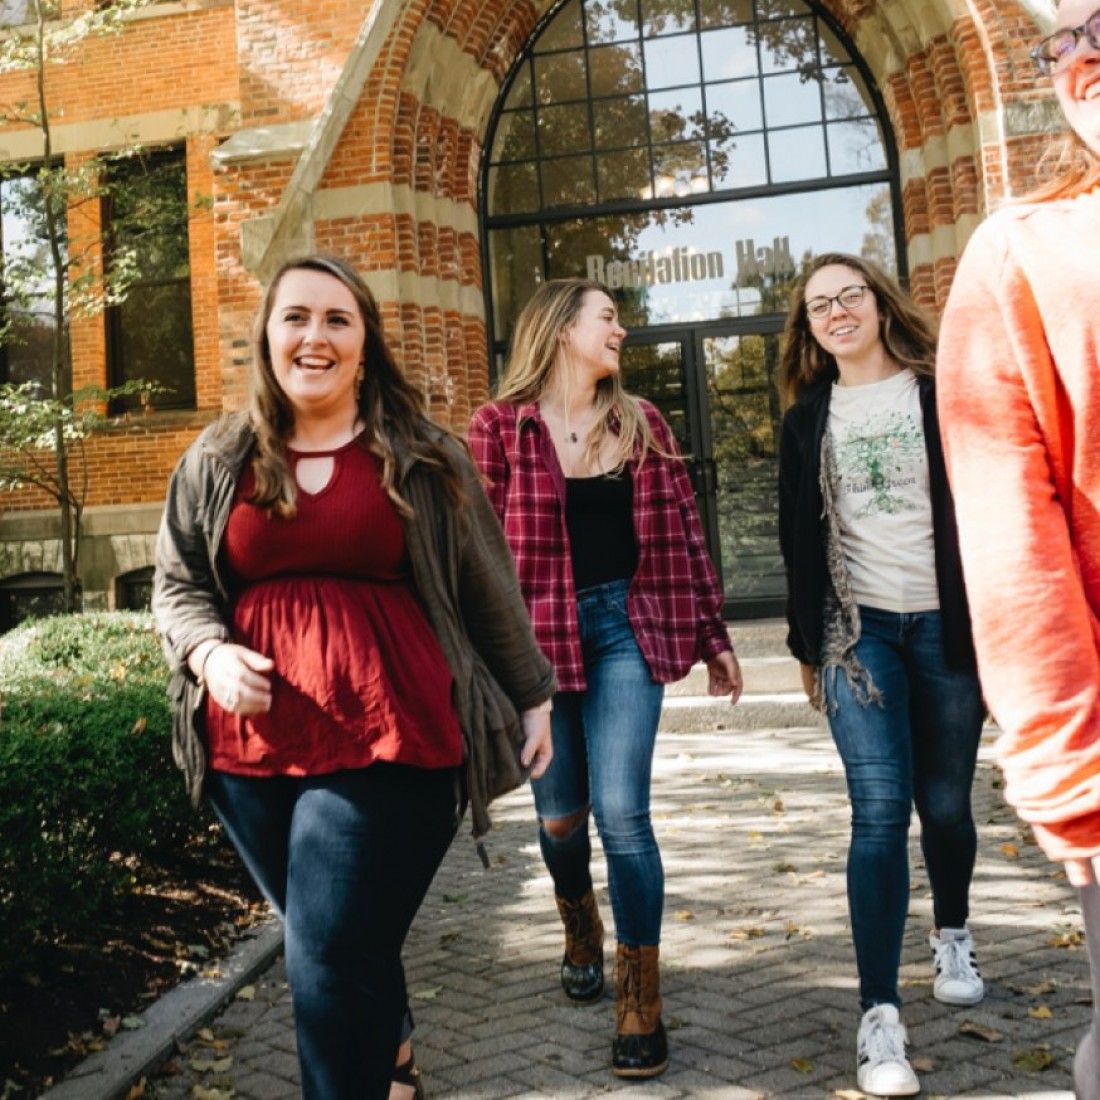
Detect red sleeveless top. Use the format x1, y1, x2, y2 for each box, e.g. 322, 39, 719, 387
205, 436, 464, 776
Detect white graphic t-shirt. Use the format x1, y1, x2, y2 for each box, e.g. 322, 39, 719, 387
827, 369, 938, 612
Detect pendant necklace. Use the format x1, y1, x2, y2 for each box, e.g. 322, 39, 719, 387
568, 430, 578, 443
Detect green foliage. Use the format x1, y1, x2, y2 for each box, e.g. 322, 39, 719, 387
0, 611, 203, 975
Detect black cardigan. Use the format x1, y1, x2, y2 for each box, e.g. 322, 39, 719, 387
777, 372, 976, 672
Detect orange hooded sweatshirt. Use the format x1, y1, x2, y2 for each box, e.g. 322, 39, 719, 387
938, 187, 1100, 872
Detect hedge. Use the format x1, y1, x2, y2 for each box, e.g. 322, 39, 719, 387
0, 612, 205, 975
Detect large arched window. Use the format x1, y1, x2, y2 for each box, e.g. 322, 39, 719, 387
482, 0, 901, 356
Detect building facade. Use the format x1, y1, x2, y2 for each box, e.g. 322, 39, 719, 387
0, 0, 1061, 627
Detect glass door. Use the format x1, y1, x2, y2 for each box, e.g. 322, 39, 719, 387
621, 317, 786, 619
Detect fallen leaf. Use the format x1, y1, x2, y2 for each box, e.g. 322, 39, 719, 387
773, 862, 796, 873
911, 1056, 935, 1072
728, 927, 765, 940
1010, 980, 1055, 997
210, 1057, 233, 1073
959, 1021, 1004, 1043
790, 1056, 813, 1073
772, 798, 785, 814
1049, 928, 1084, 948
1013, 1046, 1055, 1071
674, 909, 694, 922
101, 1015, 121, 1037
125, 1080, 147, 1099
410, 985, 441, 1000
833, 1090, 863, 1100
1028, 1005, 1053, 1019
131, 716, 147, 735
1001, 842, 1019, 859
190, 1059, 218, 1073
121, 1016, 145, 1030
196, 1028, 215, 1043
235, 986, 255, 1002
192, 1087, 234, 1100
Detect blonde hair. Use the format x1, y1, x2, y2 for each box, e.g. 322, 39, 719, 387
248, 254, 463, 517
496, 278, 665, 470
778, 252, 938, 407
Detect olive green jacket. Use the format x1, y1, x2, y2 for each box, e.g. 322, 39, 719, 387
152, 413, 556, 839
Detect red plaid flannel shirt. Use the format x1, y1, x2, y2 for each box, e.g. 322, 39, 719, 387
468, 399, 732, 692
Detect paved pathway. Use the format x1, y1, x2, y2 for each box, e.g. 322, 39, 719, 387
146, 720, 1092, 1099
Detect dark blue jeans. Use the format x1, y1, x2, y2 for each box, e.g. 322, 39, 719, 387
206, 763, 460, 1100
532, 579, 666, 945
823, 607, 983, 1011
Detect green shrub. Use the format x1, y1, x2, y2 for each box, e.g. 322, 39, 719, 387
0, 612, 204, 974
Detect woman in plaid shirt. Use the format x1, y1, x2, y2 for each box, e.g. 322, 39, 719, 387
469, 278, 742, 1079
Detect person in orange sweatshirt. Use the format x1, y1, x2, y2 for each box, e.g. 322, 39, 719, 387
937, 3, 1100, 1095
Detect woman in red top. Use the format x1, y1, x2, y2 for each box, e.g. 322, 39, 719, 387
469, 278, 742, 1078
153, 255, 555, 1100
938, 3, 1100, 1094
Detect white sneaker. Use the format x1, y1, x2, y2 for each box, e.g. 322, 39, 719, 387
930, 926, 984, 1006
856, 1004, 920, 1097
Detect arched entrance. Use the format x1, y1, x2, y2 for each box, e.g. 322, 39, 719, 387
480, 0, 903, 616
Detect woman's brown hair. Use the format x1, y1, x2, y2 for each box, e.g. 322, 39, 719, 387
249, 254, 463, 517
496, 277, 665, 470
777, 252, 938, 408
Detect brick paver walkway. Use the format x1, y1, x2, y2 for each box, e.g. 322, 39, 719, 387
147, 721, 1092, 1098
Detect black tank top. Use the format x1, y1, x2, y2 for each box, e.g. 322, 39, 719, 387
565, 471, 638, 592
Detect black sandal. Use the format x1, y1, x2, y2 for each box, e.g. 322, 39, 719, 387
392, 1054, 425, 1100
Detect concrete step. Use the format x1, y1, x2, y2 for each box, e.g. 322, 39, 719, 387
659, 691, 821, 733
725, 616, 789, 658
668, 654, 802, 696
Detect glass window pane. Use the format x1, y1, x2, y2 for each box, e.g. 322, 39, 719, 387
112, 283, 195, 410
492, 110, 536, 161
535, 0, 583, 51
538, 102, 593, 156
706, 79, 763, 134
586, 0, 639, 44
823, 66, 872, 121
541, 155, 596, 207
593, 95, 649, 148
649, 87, 704, 142
641, 0, 695, 37
819, 22, 851, 65
757, 16, 817, 75
597, 148, 652, 201
534, 50, 587, 104
652, 141, 707, 197
701, 26, 757, 82
710, 133, 767, 189
489, 224, 543, 340
643, 34, 700, 88
768, 124, 826, 182
503, 64, 533, 110
487, 162, 538, 215
588, 42, 644, 97
763, 71, 822, 127
700, 0, 752, 28
107, 153, 190, 279
756, 0, 811, 17
827, 118, 887, 174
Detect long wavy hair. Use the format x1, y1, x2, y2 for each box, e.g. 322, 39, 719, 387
248, 254, 463, 517
778, 253, 937, 407
496, 278, 664, 470
1023, 126, 1100, 202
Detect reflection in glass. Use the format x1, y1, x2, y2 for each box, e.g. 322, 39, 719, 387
756, 0, 811, 19
490, 223, 542, 339
535, 51, 587, 104
643, 35, 700, 88
709, 133, 767, 189
706, 79, 763, 134
588, 42, 644, 97
487, 162, 538, 215
699, 0, 752, 29
700, 26, 757, 82
818, 22, 851, 65
648, 87, 705, 142
641, 0, 695, 37
541, 155, 597, 207
593, 95, 649, 148
652, 141, 707, 197
768, 124, 826, 182
586, 0, 639, 45
620, 341, 690, 454
762, 71, 823, 128
493, 111, 536, 161
536, 0, 584, 51
827, 118, 887, 174
539, 102, 593, 156
597, 148, 652, 201
704, 333, 785, 604
757, 16, 818, 76
823, 66, 870, 120
503, 65, 533, 110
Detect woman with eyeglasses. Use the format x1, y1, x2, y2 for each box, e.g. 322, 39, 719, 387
937, 4, 1100, 1096
778, 253, 985, 1098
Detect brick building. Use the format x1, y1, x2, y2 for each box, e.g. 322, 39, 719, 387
0, 0, 1061, 627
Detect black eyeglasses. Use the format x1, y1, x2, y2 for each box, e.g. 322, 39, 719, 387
1031, 8, 1100, 76
805, 284, 870, 320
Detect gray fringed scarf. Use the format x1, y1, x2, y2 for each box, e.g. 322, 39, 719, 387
816, 427, 882, 713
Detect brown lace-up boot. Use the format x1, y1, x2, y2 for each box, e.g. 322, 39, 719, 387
612, 943, 668, 1077
554, 890, 605, 1002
